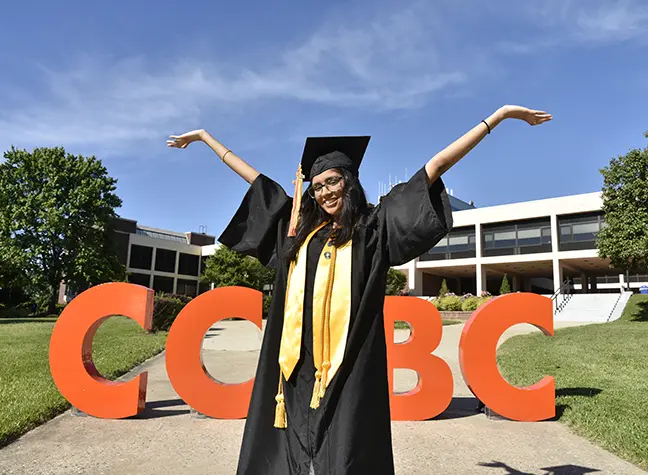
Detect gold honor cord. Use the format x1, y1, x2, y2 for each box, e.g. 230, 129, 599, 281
274, 223, 352, 429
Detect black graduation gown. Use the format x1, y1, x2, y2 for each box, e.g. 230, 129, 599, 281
219, 167, 453, 475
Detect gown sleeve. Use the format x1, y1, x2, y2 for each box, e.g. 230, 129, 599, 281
379, 166, 454, 266
218, 174, 292, 266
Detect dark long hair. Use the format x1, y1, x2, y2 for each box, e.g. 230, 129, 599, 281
284, 168, 369, 262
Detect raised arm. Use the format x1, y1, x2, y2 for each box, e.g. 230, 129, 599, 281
424, 105, 552, 184
167, 129, 260, 184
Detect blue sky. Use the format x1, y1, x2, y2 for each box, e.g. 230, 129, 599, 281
1, 0, 647, 238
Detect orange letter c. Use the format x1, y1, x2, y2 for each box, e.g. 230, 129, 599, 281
459, 293, 555, 421
49, 282, 154, 418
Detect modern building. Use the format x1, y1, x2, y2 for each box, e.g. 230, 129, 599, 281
59, 217, 218, 303
60, 187, 647, 303
395, 191, 648, 297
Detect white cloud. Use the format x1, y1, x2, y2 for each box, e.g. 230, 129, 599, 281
496, 1, 648, 55
3, 0, 644, 155
0, 2, 469, 153
574, 1, 648, 41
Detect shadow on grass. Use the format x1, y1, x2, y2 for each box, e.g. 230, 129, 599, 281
476, 388, 602, 422
630, 300, 648, 322
550, 387, 602, 421
479, 461, 600, 474
556, 388, 602, 398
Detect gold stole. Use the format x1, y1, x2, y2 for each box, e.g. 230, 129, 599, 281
274, 221, 352, 429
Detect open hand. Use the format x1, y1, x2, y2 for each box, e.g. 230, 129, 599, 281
166, 130, 204, 149
502, 106, 552, 126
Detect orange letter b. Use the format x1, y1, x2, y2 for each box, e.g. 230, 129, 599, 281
384, 296, 453, 420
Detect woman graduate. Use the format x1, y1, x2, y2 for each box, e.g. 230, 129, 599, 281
167, 105, 552, 475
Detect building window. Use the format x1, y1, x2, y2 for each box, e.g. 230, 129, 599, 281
155, 248, 177, 273
176, 278, 198, 297
420, 227, 476, 261
558, 212, 605, 251
153, 276, 174, 293
482, 218, 552, 257
595, 274, 621, 284
128, 272, 151, 287
178, 253, 200, 276
129, 244, 153, 270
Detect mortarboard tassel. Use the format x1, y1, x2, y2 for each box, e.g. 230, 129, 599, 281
288, 165, 305, 237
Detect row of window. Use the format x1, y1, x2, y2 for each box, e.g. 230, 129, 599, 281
128, 272, 204, 296
422, 213, 606, 261
129, 244, 202, 276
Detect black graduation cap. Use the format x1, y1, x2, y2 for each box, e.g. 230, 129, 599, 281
300, 136, 370, 181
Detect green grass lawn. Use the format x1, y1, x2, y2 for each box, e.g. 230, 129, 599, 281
497, 294, 648, 470
0, 316, 167, 447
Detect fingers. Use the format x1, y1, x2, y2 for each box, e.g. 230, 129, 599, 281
528, 110, 553, 126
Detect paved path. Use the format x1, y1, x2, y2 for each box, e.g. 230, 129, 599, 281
0, 321, 645, 474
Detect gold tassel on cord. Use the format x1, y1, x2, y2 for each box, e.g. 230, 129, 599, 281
310, 371, 322, 409
287, 165, 305, 237
311, 242, 337, 409
319, 362, 331, 399
274, 374, 287, 429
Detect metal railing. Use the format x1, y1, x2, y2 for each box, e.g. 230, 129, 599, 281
551, 279, 573, 314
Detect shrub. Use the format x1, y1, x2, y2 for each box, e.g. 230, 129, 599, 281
439, 279, 449, 297
437, 295, 462, 311
500, 275, 511, 295
386, 268, 407, 296
461, 296, 482, 312
0, 301, 36, 318
152, 294, 186, 332
163, 293, 193, 305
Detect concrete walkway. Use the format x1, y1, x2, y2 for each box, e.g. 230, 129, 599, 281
0, 321, 645, 474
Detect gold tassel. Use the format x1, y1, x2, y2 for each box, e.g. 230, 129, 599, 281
288, 165, 305, 237
319, 361, 331, 399
310, 371, 322, 409
274, 374, 287, 429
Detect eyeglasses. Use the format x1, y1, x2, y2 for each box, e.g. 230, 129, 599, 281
308, 175, 344, 198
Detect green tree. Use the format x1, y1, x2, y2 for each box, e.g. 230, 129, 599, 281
0, 146, 125, 314
201, 245, 276, 291
386, 268, 407, 295
499, 274, 511, 294
0, 252, 29, 308
439, 278, 449, 297
597, 132, 648, 270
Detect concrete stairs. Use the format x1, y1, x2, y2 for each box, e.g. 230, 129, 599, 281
554, 292, 632, 323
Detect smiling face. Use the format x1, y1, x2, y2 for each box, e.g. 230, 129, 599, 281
310, 168, 345, 217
